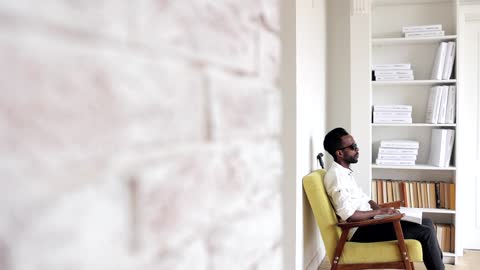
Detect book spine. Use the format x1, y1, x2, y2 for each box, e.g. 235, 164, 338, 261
402, 24, 442, 32
372, 64, 411, 70
438, 86, 449, 124
380, 143, 419, 149
375, 75, 414, 81
442, 42, 456, 80
431, 42, 448, 80
374, 105, 413, 112
374, 70, 413, 76
374, 111, 412, 117
379, 148, 418, 155
405, 30, 444, 38
376, 159, 415, 166
373, 118, 412, 124
445, 86, 456, 124
377, 154, 417, 161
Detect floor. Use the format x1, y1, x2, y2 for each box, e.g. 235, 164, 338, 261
318, 250, 480, 270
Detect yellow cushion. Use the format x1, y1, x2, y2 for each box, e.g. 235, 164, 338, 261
303, 169, 423, 264
341, 240, 422, 264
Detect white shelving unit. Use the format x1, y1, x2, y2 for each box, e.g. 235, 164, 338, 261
370, 0, 458, 263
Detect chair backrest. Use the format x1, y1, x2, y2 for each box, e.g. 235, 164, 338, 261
303, 169, 342, 264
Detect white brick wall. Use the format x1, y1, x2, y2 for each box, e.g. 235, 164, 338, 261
0, 0, 283, 269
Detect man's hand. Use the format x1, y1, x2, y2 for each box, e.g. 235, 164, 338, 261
377, 208, 401, 215
347, 207, 400, 222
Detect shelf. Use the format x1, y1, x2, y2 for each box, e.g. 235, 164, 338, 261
372, 79, 456, 86
372, 123, 456, 127
372, 35, 456, 45
372, 164, 456, 170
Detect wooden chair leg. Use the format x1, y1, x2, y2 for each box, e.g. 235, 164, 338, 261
330, 229, 349, 270
392, 220, 412, 270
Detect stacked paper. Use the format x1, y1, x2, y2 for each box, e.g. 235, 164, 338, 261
376, 140, 420, 166
402, 24, 444, 38
373, 105, 412, 124
372, 64, 414, 81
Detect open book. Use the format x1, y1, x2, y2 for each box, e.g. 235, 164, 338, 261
373, 207, 423, 224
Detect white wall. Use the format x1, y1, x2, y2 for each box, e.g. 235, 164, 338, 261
0, 1, 285, 270
296, 1, 328, 269
326, 0, 351, 138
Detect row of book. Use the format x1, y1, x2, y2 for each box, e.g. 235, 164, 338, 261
373, 104, 412, 124
436, 223, 455, 253
425, 85, 456, 124
431, 41, 456, 80
371, 179, 455, 209
372, 63, 414, 81
403, 24, 445, 38
375, 140, 419, 166
427, 129, 455, 167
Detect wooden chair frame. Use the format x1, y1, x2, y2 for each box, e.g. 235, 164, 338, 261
331, 200, 415, 270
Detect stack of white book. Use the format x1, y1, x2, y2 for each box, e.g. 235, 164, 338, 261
373, 105, 412, 124
427, 129, 455, 167
431, 41, 456, 80
372, 64, 414, 81
376, 140, 419, 166
425, 85, 456, 124
403, 24, 445, 38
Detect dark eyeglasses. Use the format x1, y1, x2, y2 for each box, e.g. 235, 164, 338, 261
338, 143, 358, 151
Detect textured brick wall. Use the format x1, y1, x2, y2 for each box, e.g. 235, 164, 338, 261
0, 1, 283, 269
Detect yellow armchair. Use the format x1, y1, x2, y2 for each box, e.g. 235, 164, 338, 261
303, 169, 423, 270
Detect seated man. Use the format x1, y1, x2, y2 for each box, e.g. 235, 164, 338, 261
323, 127, 444, 270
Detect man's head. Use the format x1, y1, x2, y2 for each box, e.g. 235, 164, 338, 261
323, 127, 359, 165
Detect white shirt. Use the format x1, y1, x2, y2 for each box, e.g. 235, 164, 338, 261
324, 161, 372, 239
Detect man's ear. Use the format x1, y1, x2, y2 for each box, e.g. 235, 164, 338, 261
336, 150, 343, 159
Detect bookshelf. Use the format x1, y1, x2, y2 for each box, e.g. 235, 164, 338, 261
369, 0, 458, 262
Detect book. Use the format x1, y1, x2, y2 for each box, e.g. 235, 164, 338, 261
377, 154, 417, 160
445, 85, 456, 124
437, 85, 449, 124
402, 24, 442, 33
372, 63, 411, 70
376, 159, 415, 166
373, 118, 412, 124
380, 140, 419, 149
374, 105, 412, 112
425, 86, 441, 124
442, 41, 456, 80
405, 30, 444, 38
375, 74, 414, 81
373, 207, 423, 224
374, 69, 414, 76
443, 129, 455, 167
373, 111, 411, 117
378, 147, 418, 155
431, 42, 448, 80
428, 129, 447, 167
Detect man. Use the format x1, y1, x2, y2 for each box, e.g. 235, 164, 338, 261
323, 127, 444, 270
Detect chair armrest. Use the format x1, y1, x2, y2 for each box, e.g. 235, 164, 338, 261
337, 213, 404, 229
379, 200, 403, 209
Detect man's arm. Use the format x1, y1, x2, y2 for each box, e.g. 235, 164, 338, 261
347, 207, 399, 222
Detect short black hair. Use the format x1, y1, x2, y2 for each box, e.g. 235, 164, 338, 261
323, 127, 349, 160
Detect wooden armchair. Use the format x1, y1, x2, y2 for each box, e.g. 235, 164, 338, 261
303, 169, 423, 270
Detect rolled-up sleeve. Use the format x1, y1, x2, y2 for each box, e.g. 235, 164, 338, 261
329, 187, 356, 221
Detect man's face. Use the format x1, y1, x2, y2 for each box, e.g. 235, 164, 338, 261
337, 135, 359, 164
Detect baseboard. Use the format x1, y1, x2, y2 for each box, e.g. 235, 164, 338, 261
305, 249, 325, 270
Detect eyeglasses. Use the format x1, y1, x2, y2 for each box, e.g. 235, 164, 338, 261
338, 143, 358, 151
